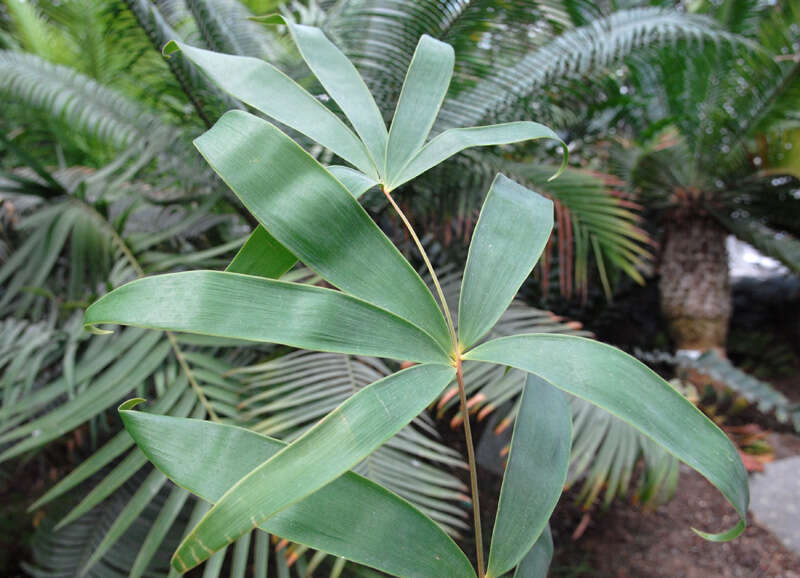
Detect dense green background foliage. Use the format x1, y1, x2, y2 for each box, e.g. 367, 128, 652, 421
1, 0, 797, 576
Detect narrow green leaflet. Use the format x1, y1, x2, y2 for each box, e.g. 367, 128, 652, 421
164, 41, 378, 179
486, 374, 570, 578
328, 165, 379, 198
120, 407, 474, 578
130, 485, 191, 578
84, 271, 450, 364
225, 226, 296, 278
513, 526, 554, 578
259, 15, 388, 169
171, 363, 456, 572
390, 123, 568, 189
458, 175, 554, 349
385, 35, 454, 184
226, 165, 377, 279
463, 334, 749, 540
195, 111, 451, 349
78, 468, 169, 576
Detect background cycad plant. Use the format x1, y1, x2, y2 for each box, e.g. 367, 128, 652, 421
83, 26, 748, 577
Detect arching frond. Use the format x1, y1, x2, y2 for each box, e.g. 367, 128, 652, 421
0, 50, 167, 151
121, 0, 238, 126
499, 162, 652, 298
2, 0, 76, 65
436, 8, 741, 128
187, 0, 285, 60
25, 470, 335, 577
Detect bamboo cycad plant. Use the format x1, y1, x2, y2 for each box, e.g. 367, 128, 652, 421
84, 21, 748, 577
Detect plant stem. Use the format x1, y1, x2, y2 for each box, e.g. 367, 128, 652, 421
457, 358, 485, 577
381, 187, 484, 576
381, 188, 458, 347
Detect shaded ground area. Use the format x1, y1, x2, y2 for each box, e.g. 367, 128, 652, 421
552, 462, 800, 577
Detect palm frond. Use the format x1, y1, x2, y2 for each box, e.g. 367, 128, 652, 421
25, 470, 334, 578
500, 163, 652, 298
121, 0, 238, 126
2, 0, 76, 65
436, 7, 741, 129
186, 0, 285, 60
626, 0, 799, 176
0, 50, 176, 153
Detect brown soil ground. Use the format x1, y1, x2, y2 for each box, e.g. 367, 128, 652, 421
552, 458, 800, 577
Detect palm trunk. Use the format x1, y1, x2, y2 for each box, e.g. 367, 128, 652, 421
659, 214, 731, 352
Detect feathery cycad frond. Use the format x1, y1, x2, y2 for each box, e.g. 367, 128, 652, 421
0, 50, 165, 151
437, 7, 741, 129
25, 470, 334, 578
625, 1, 800, 273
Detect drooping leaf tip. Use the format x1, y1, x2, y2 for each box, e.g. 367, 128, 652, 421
547, 142, 569, 182
691, 518, 746, 542
84, 322, 113, 335
248, 13, 284, 25
118, 398, 146, 412
162, 40, 180, 58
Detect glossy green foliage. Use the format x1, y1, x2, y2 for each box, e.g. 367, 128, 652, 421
464, 334, 748, 540
260, 15, 388, 171
385, 35, 454, 184
173, 33, 566, 190
120, 406, 474, 578
226, 165, 377, 279
458, 174, 554, 349
513, 526, 554, 578
486, 375, 571, 577
82, 22, 749, 578
85, 271, 449, 364
171, 364, 455, 572
194, 111, 452, 349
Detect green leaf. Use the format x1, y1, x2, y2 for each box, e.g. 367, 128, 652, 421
53, 390, 197, 531
164, 363, 456, 571
385, 35, 454, 184
327, 165, 380, 199
121, 408, 474, 578
165, 41, 378, 178
463, 334, 748, 541
225, 225, 296, 278
390, 123, 567, 189
226, 165, 377, 279
513, 525, 553, 578
487, 374, 570, 578
458, 175, 554, 349
27, 371, 187, 511
194, 111, 451, 349
84, 271, 450, 364
260, 16, 388, 170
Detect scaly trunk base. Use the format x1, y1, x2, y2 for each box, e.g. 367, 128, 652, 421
659, 215, 730, 353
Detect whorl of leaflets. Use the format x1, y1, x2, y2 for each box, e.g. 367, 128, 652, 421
86, 19, 747, 578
